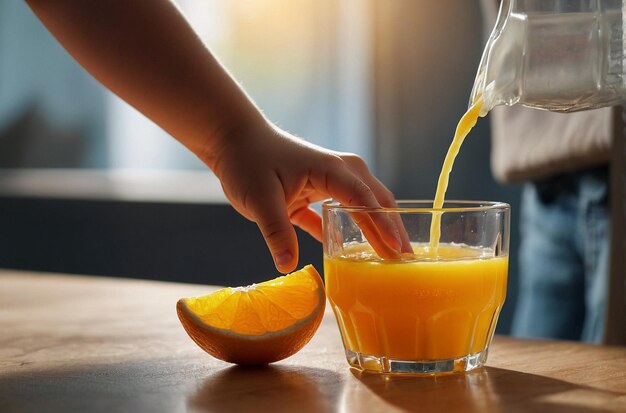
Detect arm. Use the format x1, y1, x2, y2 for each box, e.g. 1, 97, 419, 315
25, 0, 409, 272
25, 0, 256, 159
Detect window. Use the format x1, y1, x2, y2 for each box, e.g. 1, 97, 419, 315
0, 1, 373, 171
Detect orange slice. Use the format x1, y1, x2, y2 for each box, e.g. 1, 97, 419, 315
177, 265, 326, 365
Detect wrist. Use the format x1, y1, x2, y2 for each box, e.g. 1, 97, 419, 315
197, 109, 269, 175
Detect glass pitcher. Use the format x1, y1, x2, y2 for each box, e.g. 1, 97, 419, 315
471, 0, 625, 116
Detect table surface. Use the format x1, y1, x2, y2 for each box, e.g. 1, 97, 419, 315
1, 270, 625, 413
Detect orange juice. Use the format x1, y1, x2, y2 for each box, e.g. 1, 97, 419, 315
324, 243, 507, 361
429, 99, 483, 253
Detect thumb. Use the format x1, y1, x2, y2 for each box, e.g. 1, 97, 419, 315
249, 183, 299, 274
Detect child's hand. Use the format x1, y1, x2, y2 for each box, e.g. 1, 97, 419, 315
204, 119, 411, 273
24, 0, 411, 273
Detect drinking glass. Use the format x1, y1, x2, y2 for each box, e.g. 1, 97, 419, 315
322, 200, 510, 374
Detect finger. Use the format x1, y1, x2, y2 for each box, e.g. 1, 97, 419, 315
362, 176, 413, 254
313, 163, 402, 258
351, 211, 401, 259
328, 168, 402, 254
391, 212, 414, 255
290, 207, 323, 242
341, 154, 413, 254
248, 181, 299, 273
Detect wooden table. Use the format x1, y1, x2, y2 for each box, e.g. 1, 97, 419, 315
1, 270, 625, 413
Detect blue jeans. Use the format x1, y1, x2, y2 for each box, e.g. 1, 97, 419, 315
511, 166, 610, 343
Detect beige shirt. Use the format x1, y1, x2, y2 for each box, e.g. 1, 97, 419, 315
490, 106, 612, 182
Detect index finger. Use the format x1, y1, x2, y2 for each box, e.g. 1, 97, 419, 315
312, 164, 402, 259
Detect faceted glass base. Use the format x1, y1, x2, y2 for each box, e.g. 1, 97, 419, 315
345, 348, 489, 375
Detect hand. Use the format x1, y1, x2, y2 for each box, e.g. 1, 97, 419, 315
204, 119, 411, 273
22, 0, 410, 272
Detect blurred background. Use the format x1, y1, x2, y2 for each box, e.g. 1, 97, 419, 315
0, 1, 520, 332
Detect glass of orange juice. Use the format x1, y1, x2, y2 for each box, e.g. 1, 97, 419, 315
323, 200, 510, 375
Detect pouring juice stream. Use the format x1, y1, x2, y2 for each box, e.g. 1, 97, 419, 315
428, 99, 484, 254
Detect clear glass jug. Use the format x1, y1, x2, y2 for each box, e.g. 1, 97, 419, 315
471, 0, 625, 116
